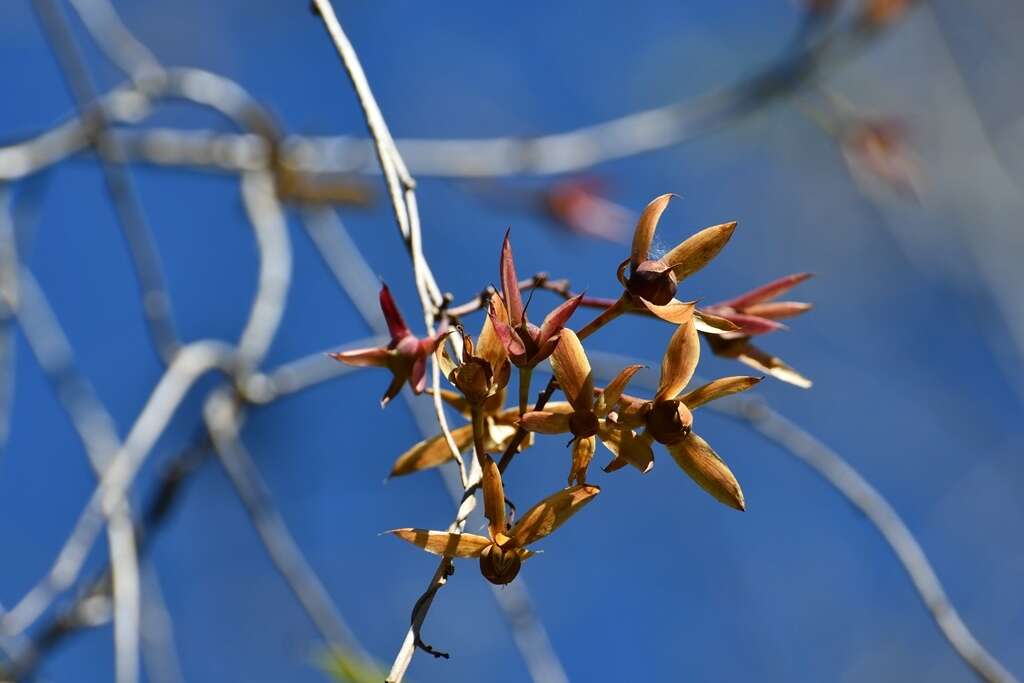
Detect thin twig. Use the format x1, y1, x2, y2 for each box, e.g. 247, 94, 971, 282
66, 0, 161, 82
32, 0, 179, 363
0, 340, 236, 640
0, 201, 142, 683
309, 6, 479, 678
0, 190, 18, 468
1, 350, 372, 677
138, 565, 185, 683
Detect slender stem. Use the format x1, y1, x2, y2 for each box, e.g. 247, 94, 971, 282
576, 293, 629, 341
445, 273, 621, 320
469, 405, 488, 466
518, 367, 533, 417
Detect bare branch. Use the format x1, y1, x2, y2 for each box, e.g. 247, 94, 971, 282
0, 340, 235, 640
66, 0, 161, 81
0, 190, 17, 467
32, 0, 180, 363
0, 192, 141, 683
138, 565, 185, 683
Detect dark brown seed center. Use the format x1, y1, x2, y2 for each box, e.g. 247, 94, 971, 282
568, 410, 599, 439
479, 544, 522, 585
627, 261, 678, 306
645, 400, 693, 445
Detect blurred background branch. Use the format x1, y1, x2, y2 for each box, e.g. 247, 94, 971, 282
0, 0, 1020, 682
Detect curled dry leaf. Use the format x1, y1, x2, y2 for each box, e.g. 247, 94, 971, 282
389, 529, 492, 557
661, 221, 737, 281
702, 273, 813, 386
630, 194, 675, 268
481, 455, 507, 538
508, 484, 600, 548
654, 319, 700, 403
636, 297, 696, 325
390, 482, 600, 585
390, 423, 475, 477
550, 328, 594, 410
706, 335, 812, 389
717, 273, 812, 310
570, 435, 597, 486
693, 309, 741, 334
680, 376, 763, 409
596, 364, 645, 415
519, 411, 571, 434
599, 425, 655, 474
667, 433, 745, 511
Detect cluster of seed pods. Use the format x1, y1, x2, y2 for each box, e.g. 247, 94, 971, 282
332, 194, 812, 585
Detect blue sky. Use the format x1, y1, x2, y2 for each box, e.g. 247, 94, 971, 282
0, 2, 1021, 682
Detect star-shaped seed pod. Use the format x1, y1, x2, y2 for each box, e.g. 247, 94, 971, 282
701, 273, 814, 388
490, 232, 584, 413
436, 307, 512, 407
519, 328, 645, 485
328, 283, 446, 407
388, 388, 573, 477
615, 194, 739, 331
604, 319, 762, 510
389, 455, 599, 585
488, 231, 583, 370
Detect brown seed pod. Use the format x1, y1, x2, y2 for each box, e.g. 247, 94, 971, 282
645, 399, 693, 446
568, 410, 600, 439
626, 260, 678, 306
479, 544, 522, 585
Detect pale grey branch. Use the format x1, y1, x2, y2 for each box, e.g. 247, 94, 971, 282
203, 389, 369, 659
585, 350, 1019, 683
